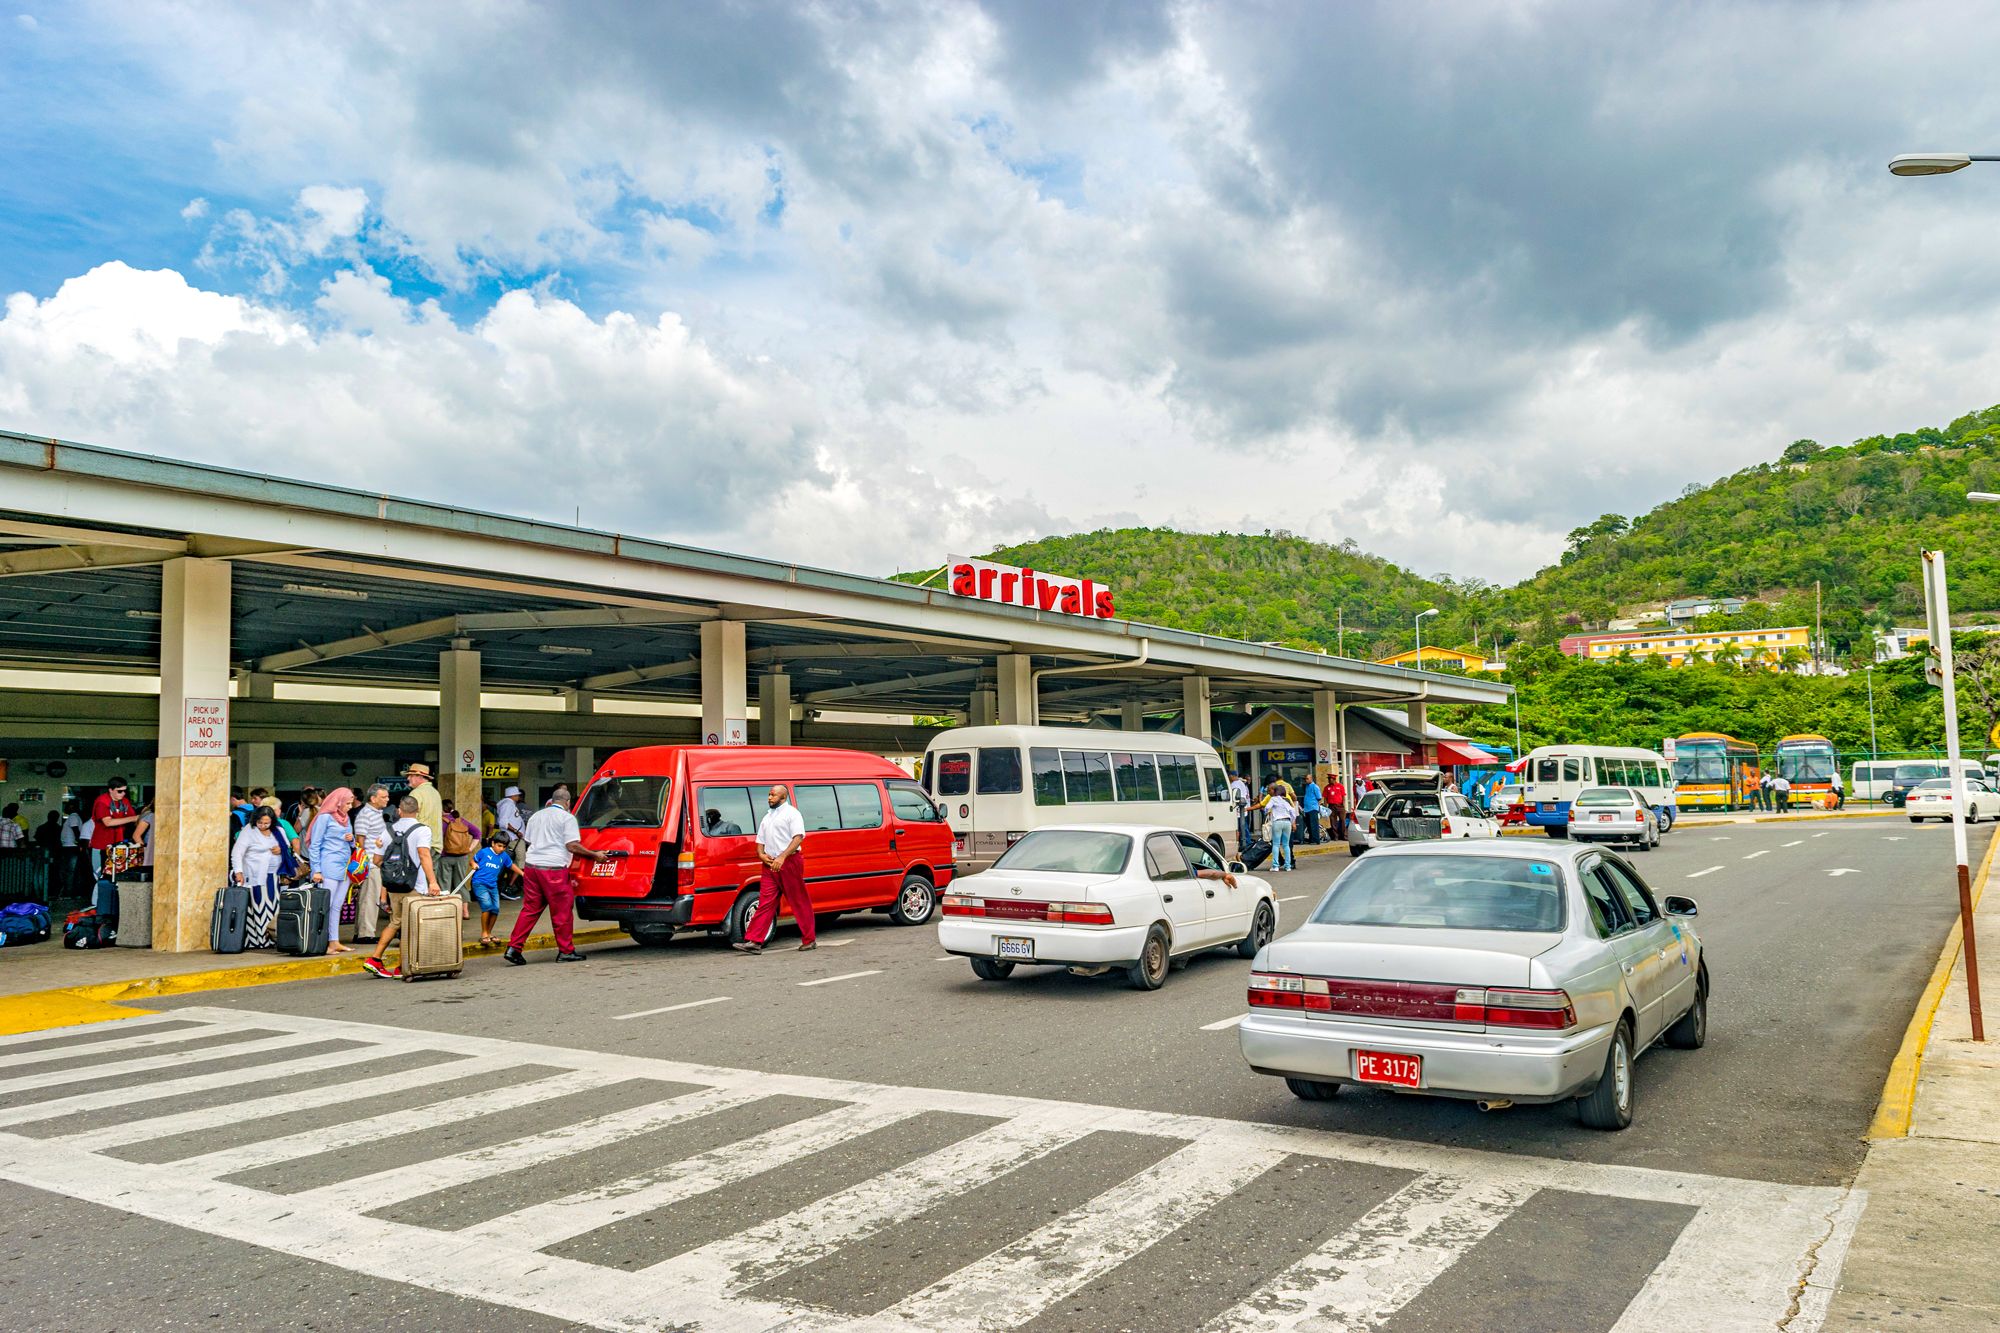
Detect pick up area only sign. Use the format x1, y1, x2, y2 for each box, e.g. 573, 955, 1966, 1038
181, 697, 229, 757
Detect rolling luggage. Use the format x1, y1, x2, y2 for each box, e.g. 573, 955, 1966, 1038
274, 885, 331, 958
210, 884, 250, 954
1241, 837, 1273, 871
400, 894, 463, 981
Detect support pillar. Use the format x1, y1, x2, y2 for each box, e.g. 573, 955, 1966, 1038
1408, 701, 1429, 761
1312, 689, 1337, 784
759, 670, 793, 746
996, 654, 1035, 726
232, 672, 275, 791
154, 558, 233, 952
968, 689, 998, 727
1120, 701, 1145, 731
439, 640, 483, 815
1181, 676, 1212, 742
701, 621, 748, 744
562, 688, 596, 789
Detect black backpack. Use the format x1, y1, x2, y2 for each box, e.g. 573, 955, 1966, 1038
380, 822, 419, 890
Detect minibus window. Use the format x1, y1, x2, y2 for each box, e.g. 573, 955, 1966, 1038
888, 781, 943, 823
1202, 765, 1230, 803
576, 776, 671, 830
1112, 752, 1159, 802
795, 784, 841, 832
1158, 754, 1198, 800
1562, 759, 1584, 783
977, 748, 1023, 795
1535, 759, 1559, 783
694, 787, 757, 838
1030, 748, 1065, 806
834, 783, 884, 830
920, 763, 933, 794
936, 753, 972, 797
1061, 750, 1114, 803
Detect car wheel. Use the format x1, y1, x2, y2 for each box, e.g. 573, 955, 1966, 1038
1577, 1020, 1635, 1130
970, 957, 1014, 981
888, 872, 936, 926
1285, 1077, 1341, 1101
726, 889, 761, 945
1237, 899, 1276, 959
1664, 970, 1708, 1049
1126, 923, 1171, 990
626, 924, 676, 947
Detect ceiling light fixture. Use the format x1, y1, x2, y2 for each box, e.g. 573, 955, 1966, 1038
282, 582, 369, 601
124, 609, 162, 620
538, 644, 593, 656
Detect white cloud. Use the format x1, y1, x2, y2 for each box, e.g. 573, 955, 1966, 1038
179, 197, 209, 221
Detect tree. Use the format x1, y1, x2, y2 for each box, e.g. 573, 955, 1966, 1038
1782, 438, 1824, 464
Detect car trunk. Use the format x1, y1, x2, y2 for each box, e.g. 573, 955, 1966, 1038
959, 870, 1118, 910
1266, 925, 1563, 1030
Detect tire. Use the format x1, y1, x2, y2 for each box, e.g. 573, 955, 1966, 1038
1285, 1076, 1341, 1101
1577, 1020, 1635, 1130
1126, 923, 1171, 990
626, 924, 676, 948
1237, 899, 1276, 959
970, 957, 1014, 981
1910, 817, 1922, 825
888, 872, 936, 926
1658, 807, 1676, 833
1544, 825, 1569, 839
1664, 971, 1708, 1049
726, 889, 761, 944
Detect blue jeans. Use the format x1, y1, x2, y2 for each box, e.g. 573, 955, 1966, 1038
1270, 819, 1294, 871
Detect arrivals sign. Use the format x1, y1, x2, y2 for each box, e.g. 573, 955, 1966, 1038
946, 556, 1117, 620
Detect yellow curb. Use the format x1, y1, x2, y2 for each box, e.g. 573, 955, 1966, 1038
1867, 832, 1996, 1139
0, 925, 622, 1036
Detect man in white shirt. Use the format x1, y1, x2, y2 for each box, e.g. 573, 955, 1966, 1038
1227, 773, 1252, 850
504, 789, 608, 965
363, 794, 442, 979
734, 784, 813, 954
495, 785, 527, 898
352, 783, 392, 942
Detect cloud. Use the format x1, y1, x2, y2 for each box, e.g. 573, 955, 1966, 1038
179, 197, 209, 221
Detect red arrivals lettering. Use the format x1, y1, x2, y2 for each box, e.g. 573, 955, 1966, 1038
1059, 584, 1082, 614
1095, 589, 1116, 617
951, 563, 976, 596
949, 560, 1116, 619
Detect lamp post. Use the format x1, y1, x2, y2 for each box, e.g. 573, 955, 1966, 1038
1864, 665, 1878, 762
1889, 154, 2000, 175
1414, 607, 1439, 664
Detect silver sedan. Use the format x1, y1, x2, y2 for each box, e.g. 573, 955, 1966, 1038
1238, 840, 1706, 1129
1566, 786, 1660, 850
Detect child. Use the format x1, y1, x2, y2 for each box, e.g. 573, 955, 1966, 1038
467, 832, 514, 946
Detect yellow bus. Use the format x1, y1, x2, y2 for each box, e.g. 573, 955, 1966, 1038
1774, 733, 1839, 805
1671, 732, 1760, 809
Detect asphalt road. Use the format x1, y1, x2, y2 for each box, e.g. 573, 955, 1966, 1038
1, 815, 1978, 1331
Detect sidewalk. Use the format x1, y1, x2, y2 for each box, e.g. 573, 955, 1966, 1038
1821, 844, 2000, 1326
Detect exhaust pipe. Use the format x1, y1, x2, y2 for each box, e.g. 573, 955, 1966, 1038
1476, 1099, 1514, 1112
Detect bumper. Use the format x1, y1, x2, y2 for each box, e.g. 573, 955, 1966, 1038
1238, 1012, 1613, 1103
1570, 817, 1647, 841
939, 918, 1149, 966
575, 895, 696, 927
1523, 807, 1572, 828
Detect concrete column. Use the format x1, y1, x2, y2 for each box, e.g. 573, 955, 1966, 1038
996, 654, 1035, 726
968, 689, 998, 727
1120, 700, 1145, 731
758, 670, 793, 746
701, 620, 748, 744
1181, 676, 1212, 741
1312, 689, 1337, 784
561, 687, 597, 714
1407, 702, 1429, 761
1336, 704, 1352, 786
232, 672, 276, 791
438, 640, 482, 814
562, 688, 595, 789
153, 558, 233, 952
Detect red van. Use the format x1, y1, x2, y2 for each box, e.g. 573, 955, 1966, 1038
570, 745, 955, 947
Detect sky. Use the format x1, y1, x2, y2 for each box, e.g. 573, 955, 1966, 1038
6, 1, 2000, 587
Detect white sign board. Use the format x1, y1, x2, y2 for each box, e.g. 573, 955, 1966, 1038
182, 698, 229, 757
723, 718, 748, 747
1662, 738, 1677, 760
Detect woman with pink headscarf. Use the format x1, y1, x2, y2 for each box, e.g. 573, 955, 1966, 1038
304, 786, 358, 954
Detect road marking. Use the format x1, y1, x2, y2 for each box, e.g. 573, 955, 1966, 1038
1201, 1015, 1246, 1031
935, 956, 956, 961
816, 938, 856, 946
1883, 836, 1907, 841
612, 996, 732, 1021
1827, 868, 1860, 877
1814, 831, 1831, 837
1687, 866, 1723, 878
1278, 895, 1307, 902
1742, 849, 1771, 860
1709, 835, 1731, 841
1782, 840, 1803, 847
796, 970, 882, 987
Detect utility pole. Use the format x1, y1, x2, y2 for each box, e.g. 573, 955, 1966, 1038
1865, 665, 1878, 761
1815, 579, 1824, 674
1337, 606, 1344, 658
1923, 550, 1985, 1041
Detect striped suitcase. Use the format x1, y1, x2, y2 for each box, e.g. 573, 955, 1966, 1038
400, 894, 463, 980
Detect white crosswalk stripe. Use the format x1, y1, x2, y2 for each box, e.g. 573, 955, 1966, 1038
0, 1007, 1857, 1333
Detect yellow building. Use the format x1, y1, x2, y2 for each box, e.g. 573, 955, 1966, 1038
1375, 644, 1490, 672
1571, 625, 1810, 667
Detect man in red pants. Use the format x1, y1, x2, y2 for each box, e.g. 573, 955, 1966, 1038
503, 789, 609, 965
734, 783, 813, 953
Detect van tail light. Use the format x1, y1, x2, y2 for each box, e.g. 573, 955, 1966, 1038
677, 853, 695, 873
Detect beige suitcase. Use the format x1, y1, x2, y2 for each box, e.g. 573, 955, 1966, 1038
400, 894, 464, 980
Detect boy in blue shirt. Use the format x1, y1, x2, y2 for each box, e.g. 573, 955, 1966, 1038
468, 833, 514, 946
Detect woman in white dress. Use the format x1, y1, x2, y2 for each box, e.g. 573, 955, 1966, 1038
231, 805, 286, 948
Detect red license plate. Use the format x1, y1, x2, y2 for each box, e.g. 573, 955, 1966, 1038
589, 859, 619, 877
1354, 1050, 1421, 1087
1598, 813, 1614, 821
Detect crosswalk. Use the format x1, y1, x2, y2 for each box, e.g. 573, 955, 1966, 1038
0, 1008, 1858, 1332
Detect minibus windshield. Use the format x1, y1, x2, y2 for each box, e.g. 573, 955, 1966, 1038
576, 775, 671, 829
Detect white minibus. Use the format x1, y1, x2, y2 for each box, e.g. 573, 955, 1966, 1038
921, 725, 1236, 871
1519, 744, 1677, 837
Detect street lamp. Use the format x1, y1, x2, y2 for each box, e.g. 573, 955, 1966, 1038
1864, 664, 1878, 763
1414, 607, 1440, 663
1887, 153, 1997, 176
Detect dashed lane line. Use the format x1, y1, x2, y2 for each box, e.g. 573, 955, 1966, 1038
1743, 850, 1771, 860
1277, 895, 1308, 903
796, 970, 883, 987
1782, 840, 1803, 847
1200, 1015, 1246, 1031
1687, 867, 1723, 879
612, 996, 733, 1021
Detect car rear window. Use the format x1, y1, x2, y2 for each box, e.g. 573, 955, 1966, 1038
576, 775, 670, 830
992, 829, 1131, 875
1310, 855, 1566, 932
1574, 788, 1634, 806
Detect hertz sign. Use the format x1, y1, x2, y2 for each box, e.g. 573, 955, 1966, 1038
946, 555, 1116, 620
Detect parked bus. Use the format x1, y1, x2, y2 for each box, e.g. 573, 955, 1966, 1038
1671, 732, 1760, 810
922, 725, 1235, 871
1773, 733, 1839, 806
1520, 744, 1677, 837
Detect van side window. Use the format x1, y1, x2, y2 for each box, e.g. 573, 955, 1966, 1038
1201, 765, 1229, 803
1030, 748, 1066, 806
795, 785, 841, 833
1113, 752, 1160, 801
1535, 758, 1559, 783
1061, 750, 1114, 803
1158, 753, 1198, 800
694, 787, 757, 838
977, 748, 1023, 795
833, 783, 884, 830
935, 753, 971, 797
887, 781, 942, 823
1563, 758, 1584, 783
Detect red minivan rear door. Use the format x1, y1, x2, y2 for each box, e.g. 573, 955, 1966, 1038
572, 770, 675, 901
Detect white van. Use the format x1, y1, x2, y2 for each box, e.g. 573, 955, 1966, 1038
921, 725, 1235, 871
1849, 760, 1903, 804
1519, 744, 1677, 836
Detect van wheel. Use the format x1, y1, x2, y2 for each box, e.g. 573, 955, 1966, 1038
1126, 924, 1171, 991
889, 873, 936, 926
1658, 808, 1676, 833
1544, 826, 1569, 839
626, 924, 675, 947
1238, 900, 1275, 959
970, 957, 1013, 981
726, 890, 762, 945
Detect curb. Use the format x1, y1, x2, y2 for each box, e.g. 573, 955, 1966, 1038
0, 924, 624, 1038
1866, 833, 1996, 1140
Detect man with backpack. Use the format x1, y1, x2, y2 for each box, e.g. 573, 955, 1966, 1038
362, 794, 441, 980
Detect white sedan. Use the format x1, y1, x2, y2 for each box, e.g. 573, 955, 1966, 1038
939, 824, 1278, 990
1908, 777, 1998, 822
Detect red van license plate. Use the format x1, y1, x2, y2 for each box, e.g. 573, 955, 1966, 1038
589, 860, 619, 877
1354, 1051, 1421, 1087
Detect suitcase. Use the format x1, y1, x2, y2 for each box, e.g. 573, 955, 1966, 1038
274, 885, 331, 958
1240, 837, 1273, 871
400, 894, 463, 980
211, 884, 250, 954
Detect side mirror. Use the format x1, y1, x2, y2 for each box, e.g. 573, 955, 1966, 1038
1662, 895, 1698, 917
1226, 860, 1247, 875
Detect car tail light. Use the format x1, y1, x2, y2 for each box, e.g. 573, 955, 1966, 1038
1248, 973, 1332, 1011
1252, 976, 1574, 1030
941, 896, 1111, 925
1631, 809, 1644, 821
1440, 817, 1453, 834
1454, 987, 1576, 1029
